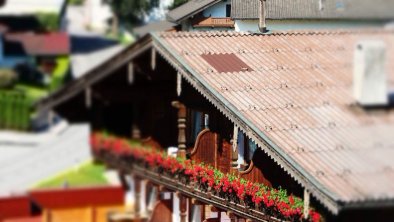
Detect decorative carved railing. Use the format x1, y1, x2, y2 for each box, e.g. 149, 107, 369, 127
217, 140, 232, 174
189, 129, 232, 174
91, 133, 322, 222
142, 137, 163, 152
149, 200, 172, 222
239, 161, 272, 187
192, 17, 235, 28
190, 129, 218, 166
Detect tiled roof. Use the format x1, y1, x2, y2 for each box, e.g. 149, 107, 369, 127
152, 30, 394, 213
167, 0, 222, 23
231, 0, 394, 20
5, 32, 69, 55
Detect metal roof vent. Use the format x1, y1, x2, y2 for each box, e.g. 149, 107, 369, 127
353, 40, 388, 107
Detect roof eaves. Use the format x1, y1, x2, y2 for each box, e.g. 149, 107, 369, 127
151, 31, 342, 214
166, 0, 222, 24
342, 199, 394, 211
35, 34, 152, 111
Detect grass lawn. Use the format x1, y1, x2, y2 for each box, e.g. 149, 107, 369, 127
33, 161, 109, 189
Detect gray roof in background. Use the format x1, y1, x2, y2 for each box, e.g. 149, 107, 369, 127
167, 0, 222, 23
231, 0, 394, 20
133, 20, 176, 38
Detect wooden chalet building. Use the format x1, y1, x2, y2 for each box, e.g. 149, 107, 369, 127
36, 28, 394, 222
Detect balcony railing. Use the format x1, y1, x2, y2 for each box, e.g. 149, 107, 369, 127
90, 133, 322, 222
192, 17, 235, 28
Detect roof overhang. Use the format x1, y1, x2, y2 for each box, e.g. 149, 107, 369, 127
35, 35, 152, 111
150, 31, 394, 214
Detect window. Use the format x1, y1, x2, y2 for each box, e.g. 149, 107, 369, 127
247, 140, 257, 161
187, 109, 204, 146
236, 131, 257, 166
226, 4, 231, 17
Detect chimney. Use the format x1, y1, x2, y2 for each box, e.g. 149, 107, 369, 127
259, 0, 267, 33
353, 40, 388, 106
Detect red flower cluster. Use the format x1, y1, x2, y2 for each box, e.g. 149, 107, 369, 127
91, 133, 322, 222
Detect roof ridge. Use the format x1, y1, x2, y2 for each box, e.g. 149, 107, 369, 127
157, 28, 394, 38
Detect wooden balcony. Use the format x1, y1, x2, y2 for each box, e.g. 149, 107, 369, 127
192, 17, 235, 28
91, 132, 321, 222
95, 153, 279, 222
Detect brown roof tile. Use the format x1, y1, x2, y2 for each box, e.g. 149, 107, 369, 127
153, 30, 394, 211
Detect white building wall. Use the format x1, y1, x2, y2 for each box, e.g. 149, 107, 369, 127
234, 20, 259, 32
84, 0, 113, 31
202, 0, 230, 18
235, 19, 388, 32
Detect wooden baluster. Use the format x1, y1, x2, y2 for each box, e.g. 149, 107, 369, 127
172, 101, 187, 159
227, 211, 237, 222
231, 141, 239, 173
304, 189, 310, 220
131, 105, 141, 140
134, 175, 142, 219
179, 193, 188, 222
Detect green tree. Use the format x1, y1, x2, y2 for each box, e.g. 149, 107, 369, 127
0, 69, 17, 89
36, 13, 60, 31
106, 0, 158, 35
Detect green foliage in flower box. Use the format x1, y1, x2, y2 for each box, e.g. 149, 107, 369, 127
91, 132, 323, 222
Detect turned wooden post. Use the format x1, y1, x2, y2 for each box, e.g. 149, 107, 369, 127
131, 105, 141, 139
227, 211, 237, 222
179, 193, 188, 222
231, 145, 239, 173
134, 175, 142, 218
304, 189, 310, 219
231, 125, 239, 172
172, 101, 187, 159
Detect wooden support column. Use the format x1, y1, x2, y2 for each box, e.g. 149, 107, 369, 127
227, 211, 237, 222
304, 189, 310, 219
128, 62, 134, 84
190, 199, 203, 222
172, 101, 187, 159
147, 184, 159, 214
48, 110, 54, 129
134, 175, 142, 218
178, 192, 188, 222
231, 125, 239, 171
140, 180, 148, 217
231, 147, 239, 173
85, 87, 92, 108
131, 105, 141, 139
151, 48, 156, 70
177, 72, 182, 96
